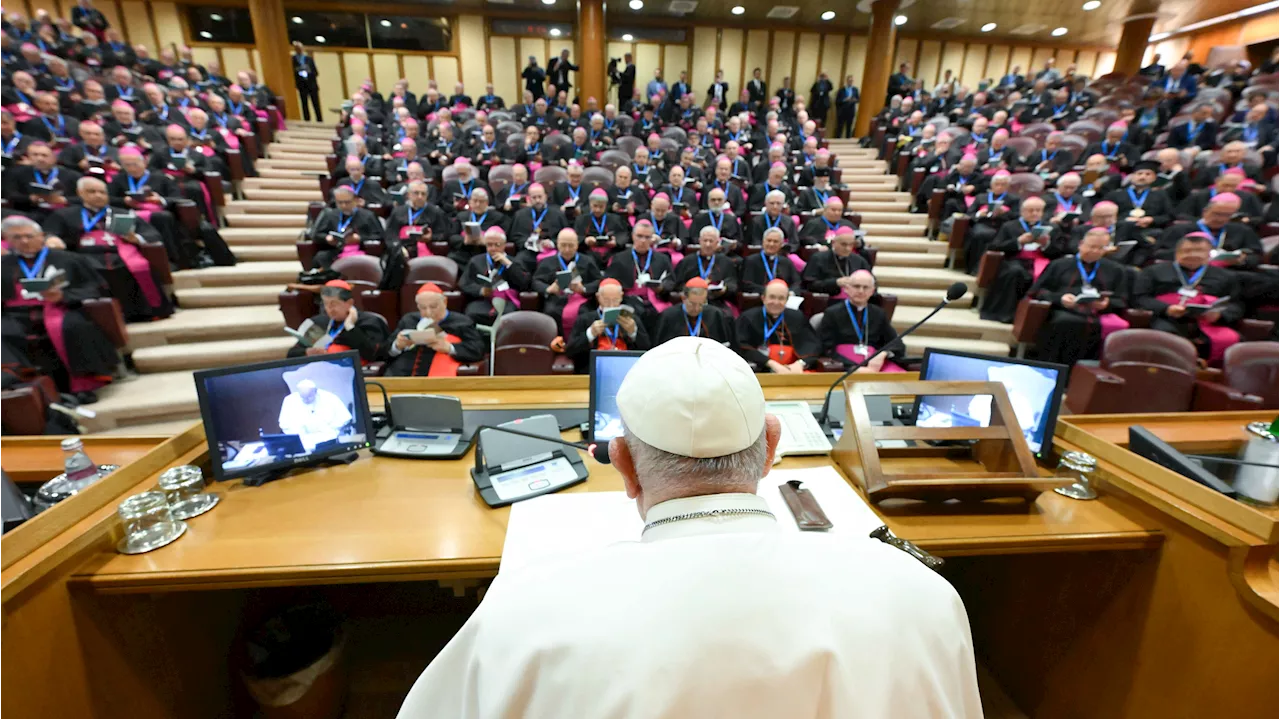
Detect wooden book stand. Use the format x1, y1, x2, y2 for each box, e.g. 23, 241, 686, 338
831, 380, 1072, 502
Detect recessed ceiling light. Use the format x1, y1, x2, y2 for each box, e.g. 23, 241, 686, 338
1051, 26, 1068, 35
731, 5, 745, 14
981, 22, 996, 31
1082, 0, 1101, 9
291, 16, 303, 24
209, 13, 222, 21
622, 33, 634, 41
821, 11, 835, 20
380, 19, 391, 27
542, 0, 556, 4
314, 35, 326, 42
199, 31, 212, 38
894, 15, 907, 25
629, 0, 643, 8
550, 27, 561, 36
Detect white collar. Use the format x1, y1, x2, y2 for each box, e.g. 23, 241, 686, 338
641, 492, 775, 543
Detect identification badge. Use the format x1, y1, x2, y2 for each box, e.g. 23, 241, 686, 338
636, 272, 651, 285
1177, 286, 1199, 298
299, 70, 308, 78
19, 289, 41, 301
854, 344, 869, 356
1129, 208, 1145, 219
1083, 189, 1096, 198
495, 280, 510, 293
1078, 285, 1100, 299
405, 225, 423, 236
757, 346, 769, 355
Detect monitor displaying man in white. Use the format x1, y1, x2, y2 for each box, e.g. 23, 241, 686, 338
277, 378, 352, 450
397, 337, 982, 718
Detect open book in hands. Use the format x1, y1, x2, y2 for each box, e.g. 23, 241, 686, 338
283, 318, 334, 349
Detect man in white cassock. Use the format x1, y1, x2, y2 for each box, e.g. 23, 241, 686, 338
277, 379, 351, 448
396, 337, 983, 719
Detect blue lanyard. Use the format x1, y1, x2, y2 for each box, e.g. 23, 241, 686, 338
765, 213, 782, 229
632, 249, 652, 274
1243, 125, 1258, 142
707, 211, 723, 232
351, 179, 365, 196
591, 213, 607, 235
115, 85, 133, 99
326, 319, 342, 339
1175, 264, 1206, 288
1186, 122, 1201, 139
1054, 192, 1074, 211
229, 101, 243, 115
684, 312, 702, 337
843, 301, 867, 344
482, 141, 496, 153
530, 206, 548, 230
1052, 105, 1066, 115
336, 213, 353, 233
648, 213, 663, 238
697, 254, 716, 279
567, 184, 580, 201
822, 216, 839, 232
470, 210, 487, 226
814, 188, 829, 205
525, 143, 539, 154
557, 252, 577, 271
155, 105, 168, 120
18, 247, 49, 279
633, 163, 647, 177
672, 187, 684, 204
485, 254, 506, 276
3, 132, 21, 154
41, 115, 65, 136
191, 128, 209, 141
407, 205, 425, 224
1076, 258, 1098, 286
213, 113, 230, 128
82, 207, 107, 232
1197, 221, 1225, 247
1041, 150, 1057, 163
1101, 141, 1118, 157
33, 168, 58, 186
1127, 186, 1149, 208
972, 133, 986, 144
598, 309, 620, 343
590, 129, 601, 141
762, 253, 779, 281
1019, 219, 1040, 234
763, 312, 785, 343
460, 180, 473, 196
987, 192, 1006, 207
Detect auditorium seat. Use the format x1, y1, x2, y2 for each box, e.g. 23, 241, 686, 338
483, 312, 575, 375
1, 375, 61, 436
1191, 342, 1280, 411
1065, 329, 1200, 414
399, 257, 465, 314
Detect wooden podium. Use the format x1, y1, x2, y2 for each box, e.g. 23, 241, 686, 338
831, 380, 1073, 502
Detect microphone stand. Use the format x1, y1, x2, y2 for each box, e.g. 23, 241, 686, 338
470, 423, 609, 508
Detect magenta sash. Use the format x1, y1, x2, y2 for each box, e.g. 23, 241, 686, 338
561, 292, 588, 335
338, 242, 366, 258
657, 245, 684, 264
269, 107, 286, 130
8, 282, 109, 392
834, 344, 905, 372
626, 284, 670, 312
132, 200, 165, 225
1099, 312, 1129, 340
1155, 290, 1239, 364
492, 287, 521, 312
788, 254, 806, 271
536, 248, 558, 262
527, 161, 543, 173
163, 166, 215, 218
215, 127, 242, 150
194, 143, 216, 157
114, 239, 164, 309
1018, 250, 1052, 279
5, 103, 35, 123
963, 195, 976, 208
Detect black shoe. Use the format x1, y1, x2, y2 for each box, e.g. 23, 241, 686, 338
74, 390, 99, 405
194, 251, 216, 269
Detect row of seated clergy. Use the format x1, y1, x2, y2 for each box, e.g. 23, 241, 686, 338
1024, 229, 1249, 366
0, 215, 119, 404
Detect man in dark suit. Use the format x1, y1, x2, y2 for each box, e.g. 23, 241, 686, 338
547, 49, 578, 99
887, 63, 912, 104
1167, 103, 1218, 151
1140, 54, 1165, 78
746, 68, 767, 110
291, 41, 321, 122
614, 53, 636, 106
834, 76, 859, 139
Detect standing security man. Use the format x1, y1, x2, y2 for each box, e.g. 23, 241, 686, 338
835, 75, 860, 139
292, 41, 321, 122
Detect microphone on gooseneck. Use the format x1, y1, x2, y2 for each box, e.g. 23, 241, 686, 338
816, 281, 969, 429
471, 424, 612, 478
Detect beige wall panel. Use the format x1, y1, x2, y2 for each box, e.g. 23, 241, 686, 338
222, 48, 251, 78
372, 54, 400, 96
917, 40, 941, 87
985, 45, 1011, 83
343, 52, 372, 101
434, 56, 460, 94
718, 29, 744, 93
691, 27, 717, 96
1008, 46, 1033, 76
457, 15, 488, 91
743, 30, 769, 90
664, 44, 689, 89
636, 42, 661, 94
313, 52, 344, 115
96, 2, 123, 38
118, 2, 154, 53
1094, 51, 1116, 77
1030, 46, 1055, 74
895, 38, 918, 75
150, 2, 183, 51
939, 42, 965, 85
1145, 38, 1188, 67
769, 31, 794, 89
191, 47, 218, 72
961, 43, 987, 87
402, 56, 430, 98
1075, 50, 1098, 79
28, 0, 59, 18
519, 37, 545, 73
844, 36, 867, 91
1054, 47, 1076, 71
793, 32, 820, 99
821, 34, 845, 82
489, 37, 517, 102
252, 49, 261, 75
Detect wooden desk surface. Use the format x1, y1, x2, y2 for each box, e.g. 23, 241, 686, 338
71, 378, 1161, 594
1, 435, 170, 485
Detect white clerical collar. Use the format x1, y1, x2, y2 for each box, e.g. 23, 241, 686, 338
641, 492, 775, 543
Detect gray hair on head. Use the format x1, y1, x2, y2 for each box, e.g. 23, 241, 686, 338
623, 426, 768, 488
762, 226, 784, 241
698, 225, 720, 240
77, 176, 106, 192
332, 185, 356, 200
1, 215, 42, 236
765, 189, 785, 203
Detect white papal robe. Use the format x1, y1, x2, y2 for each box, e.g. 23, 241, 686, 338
397, 492, 983, 719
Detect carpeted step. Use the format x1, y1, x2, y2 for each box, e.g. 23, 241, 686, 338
879, 286, 975, 309
256, 167, 326, 180
81, 370, 200, 430
863, 237, 946, 253
131, 336, 296, 373
243, 188, 323, 202
176, 284, 285, 308
860, 223, 927, 237
126, 305, 286, 350
892, 305, 1014, 344
857, 211, 927, 225
243, 176, 325, 190
899, 334, 1012, 357
219, 226, 303, 244
269, 142, 334, 155
265, 151, 331, 164
847, 201, 912, 213
173, 261, 298, 289
843, 179, 899, 190
225, 199, 314, 214
870, 266, 974, 291
258, 158, 329, 171
230, 244, 300, 261
224, 213, 308, 228
844, 192, 912, 203
872, 251, 946, 268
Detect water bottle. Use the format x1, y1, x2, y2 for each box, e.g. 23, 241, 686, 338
62, 437, 101, 485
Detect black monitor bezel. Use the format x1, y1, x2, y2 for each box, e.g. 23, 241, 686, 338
194, 350, 374, 482
915, 348, 1068, 459
586, 349, 645, 444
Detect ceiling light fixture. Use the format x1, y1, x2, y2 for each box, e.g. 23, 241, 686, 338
542, 0, 556, 4
981, 22, 996, 31
291, 16, 303, 24
1051, 26, 1068, 35
209, 13, 223, 21
199, 31, 212, 38
821, 11, 835, 20
629, 0, 643, 8
894, 15, 907, 25
314, 35, 326, 42
1082, 1, 1101, 9
380, 19, 392, 27
731, 5, 745, 14
622, 33, 634, 41
550, 27, 562, 36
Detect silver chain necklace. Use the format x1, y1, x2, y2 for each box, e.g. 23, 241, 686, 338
642, 507, 775, 534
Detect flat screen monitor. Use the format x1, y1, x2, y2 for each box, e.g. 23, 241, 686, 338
915, 349, 1067, 458
195, 351, 374, 482
588, 350, 644, 443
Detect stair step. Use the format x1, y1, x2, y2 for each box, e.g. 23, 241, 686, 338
892, 306, 1014, 344
880, 286, 975, 308
845, 192, 911, 203
224, 213, 308, 228
900, 334, 1012, 358
173, 261, 299, 289
847, 201, 911, 213
230, 244, 300, 261
270, 142, 334, 155
857, 211, 927, 225
243, 188, 323, 202
220, 226, 303, 244
258, 158, 329, 171
873, 251, 946, 268
266, 151, 331, 164
126, 305, 285, 350
132, 336, 296, 373
225, 199, 313, 214
864, 236, 945, 253
871, 266, 975, 291
81, 370, 200, 430
860, 223, 927, 237
175, 284, 285, 308
844, 180, 898, 190
257, 167, 326, 180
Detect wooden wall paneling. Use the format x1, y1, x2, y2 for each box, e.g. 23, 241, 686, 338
1009, 46, 1033, 77
821, 34, 845, 87
743, 29, 769, 90
985, 45, 1011, 85
1240, 12, 1280, 44
845, 35, 868, 92
939, 41, 965, 86
1095, 51, 1116, 76
433, 55, 461, 95
190, 47, 218, 71
344, 52, 372, 102
769, 30, 795, 91
1030, 46, 1055, 74
96, 0, 123, 37
962, 42, 987, 88
251, 49, 260, 75
794, 32, 821, 104
720, 28, 745, 95
636, 42, 661, 96
917, 39, 941, 88
488, 36, 517, 104
606, 40, 631, 103
896, 37, 918, 77
1054, 47, 1077, 70
221, 47, 251, 78
664, 44, 690, 92
149, 1, 183, 50
1146, 37, 1190, 66
458, 15, 488, 96
1075, 50, 1099, 79
27, 0, 58, 17
313, 51, 344, 116
518, 37, 545, 94
402, 55, 430, 98
372, 53, 400, 96
691, 27, 718, 98
119, 2, 155, 54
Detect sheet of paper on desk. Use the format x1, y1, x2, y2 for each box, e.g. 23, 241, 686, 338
500, 466, 882, 574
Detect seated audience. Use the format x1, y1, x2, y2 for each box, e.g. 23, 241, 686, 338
1026, 228, 1131, 366
818, 270, 904, 372
565, 278, 652, 372
735, 279, 819, 373
1132, 233, 1244, 363
654, 277, 734, 345
307, 186, 385, 270
383, 283, 486, 376
285, 280, 388, 363
458, 227, 531, 325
